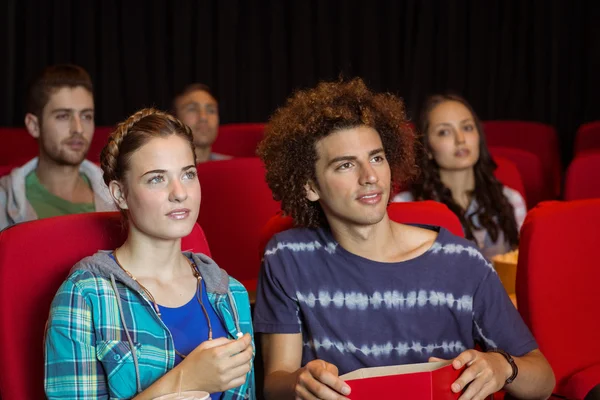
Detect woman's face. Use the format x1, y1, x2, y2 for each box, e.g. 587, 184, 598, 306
426, 100, 480, 171
116, 134, 201, 241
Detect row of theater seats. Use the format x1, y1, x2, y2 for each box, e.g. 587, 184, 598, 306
0, 198, 598, 399
196, 157, 523, 291
3, 120, 600, 206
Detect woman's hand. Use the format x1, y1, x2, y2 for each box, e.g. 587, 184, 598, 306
183, 333, 253, 393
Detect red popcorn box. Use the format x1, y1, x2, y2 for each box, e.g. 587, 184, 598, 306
340, 361, 463, 400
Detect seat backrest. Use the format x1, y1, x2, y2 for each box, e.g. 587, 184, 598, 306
492, 155, 527, 206
0, 164, 14, 178
211, 123, 266, 157
564, 151, 600, 201
0, 127, 37, 166
87, 126, 114, 163
490, 146, 546, 208
516, 199, 600, 391
0, 212, 210, 400
574, 121, 600, 155
259, 201, 465, 257
483, 120, 561, 199
196, 158, 280, 289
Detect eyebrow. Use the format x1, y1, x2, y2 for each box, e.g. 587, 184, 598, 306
141, 164, 196, 177
50, 108, 94, 114
181, 101, 217, 108
432, 118, 474, 129
327, 148, 385, 166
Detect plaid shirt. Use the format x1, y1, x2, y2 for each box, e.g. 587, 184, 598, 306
45, 252, 255, 400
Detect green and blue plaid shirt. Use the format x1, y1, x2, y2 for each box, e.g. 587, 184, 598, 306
45, 251, 255, 400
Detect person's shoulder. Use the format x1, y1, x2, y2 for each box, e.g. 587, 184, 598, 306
391, 190, 414, 202
209, 152, 232, 161
502, 186, 526, 206
428, 227, 494, 270
62, 252, 120, 290
264, 226, 336, 258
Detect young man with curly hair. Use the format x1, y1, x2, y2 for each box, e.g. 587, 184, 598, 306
253, 78, 555, 400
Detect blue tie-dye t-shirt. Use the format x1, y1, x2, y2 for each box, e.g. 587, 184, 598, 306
253, 225, 537, 375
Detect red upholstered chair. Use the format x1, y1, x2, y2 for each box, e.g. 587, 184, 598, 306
564, 151, 600, 201
483, 121, 561, 200
196, 157, 280, 290
574, 121, 600, 155
258, 201, 465, 256
0, 127, 37, 166
87, 126, 114, 163
490, 146, 545, 208
0, 164, 14, 178
492, 155, 527, 206
516, 200, 600, 399
211, 123, 266, 157
0, 212, 211, 400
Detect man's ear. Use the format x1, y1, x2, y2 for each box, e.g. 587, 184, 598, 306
24, 113, 40, 139
304, 181, 320, 202
108, 181, 129, 210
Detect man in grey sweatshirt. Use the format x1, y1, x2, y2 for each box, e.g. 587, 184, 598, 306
0, 64, 114, 231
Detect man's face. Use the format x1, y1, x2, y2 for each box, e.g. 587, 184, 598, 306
174, 90, 219, 149
36, 86, 95, 166
306, 125, 391, 229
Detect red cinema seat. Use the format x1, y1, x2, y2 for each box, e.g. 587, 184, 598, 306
0, 127, 37, 167
564, 152, 600, 201
516, 200, 600, 399
574, 121, 600, 156
492, 155, 527, 206
212, 123, 266, 158
259, 201, 465, 257
0, 211, 211, 400
87, 126, 114, 163
196, 158, 280, 290
490, 146, 545, 208
0, 164, 14, 178
483, 121, 561, 200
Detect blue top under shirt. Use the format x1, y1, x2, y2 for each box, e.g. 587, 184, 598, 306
159, 278, 228, 400
108, 254, 227, 400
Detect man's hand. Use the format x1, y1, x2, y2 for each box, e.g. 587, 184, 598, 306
293, 359, 351, 400
430, 349, 511, 400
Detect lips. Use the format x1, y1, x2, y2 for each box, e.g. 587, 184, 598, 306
64, 138, 87, 151
357, 191, 383, 205
166, 209, 191, 220
454, 148, 471, 157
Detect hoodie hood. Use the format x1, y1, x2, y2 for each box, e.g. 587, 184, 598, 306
70, 250, 231, 295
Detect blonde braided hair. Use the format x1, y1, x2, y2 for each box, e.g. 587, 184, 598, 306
100, 107, 196, 187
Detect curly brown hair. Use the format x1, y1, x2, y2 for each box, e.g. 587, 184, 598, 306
257, 77, 417, 228
410, 94, 519, 248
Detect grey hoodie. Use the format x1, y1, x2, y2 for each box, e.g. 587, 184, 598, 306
0, 157, 115, 231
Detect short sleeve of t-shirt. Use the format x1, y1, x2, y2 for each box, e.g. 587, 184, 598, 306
471, 265, 537, 356
254, 238, 303, 334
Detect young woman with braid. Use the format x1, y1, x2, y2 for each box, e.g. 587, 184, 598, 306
393, 95, 526, 258
44, 109, 255, 400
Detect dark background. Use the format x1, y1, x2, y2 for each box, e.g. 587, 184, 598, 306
1, 0, 599, 164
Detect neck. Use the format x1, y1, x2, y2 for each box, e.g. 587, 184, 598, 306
35, 156, 86, 199
328, 214, 400, 262
439, 168, 475, 209
115, 225, 185, 281
194, 146, 212, 163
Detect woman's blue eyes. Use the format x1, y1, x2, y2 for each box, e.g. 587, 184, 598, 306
147, 171, 197, 184
184, 170, 197, 179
